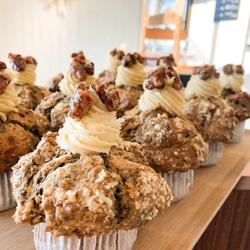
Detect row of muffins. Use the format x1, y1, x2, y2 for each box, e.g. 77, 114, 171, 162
0, 50, 249, 250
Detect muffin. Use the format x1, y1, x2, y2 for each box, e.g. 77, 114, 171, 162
120, 67, 208, 202
12, 82, 172, 250
220, 64, 250, 143
184, 65, 237, 166
0, 64, 50, 211
97, 52, 146, 117
36, 51, 95, 131
156, 54, 177, 67
7, 53, 50, 110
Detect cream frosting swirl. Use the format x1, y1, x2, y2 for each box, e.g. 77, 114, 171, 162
8, 64, 36, 86
57, 88, 121, 155
0, 84, 20, 121
220, 72, 244, 93
185, 75, 222, 100
106, 56, 122, 71
59, 67, 96, 97
139, 77, 185, 116
116, 62, 146, 88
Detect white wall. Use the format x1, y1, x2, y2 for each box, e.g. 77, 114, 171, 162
188, 0, 250, 71
0, 0, 143, 85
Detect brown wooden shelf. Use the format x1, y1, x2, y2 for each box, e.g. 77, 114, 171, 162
1, 131, 250, 250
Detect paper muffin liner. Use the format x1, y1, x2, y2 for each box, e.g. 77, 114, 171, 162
0, 171, 16, 212
200, 142, 223, 167
226, 120, 245, 143
158, 170, 194, 203
33, 223, 137, 250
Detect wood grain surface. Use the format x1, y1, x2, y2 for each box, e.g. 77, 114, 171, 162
0, 131, 250, 250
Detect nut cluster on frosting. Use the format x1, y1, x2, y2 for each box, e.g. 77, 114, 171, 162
0, 71, 11, 95
223, 64, 244, 75
8, 53, 37, 72
122, 53, 144, 67
145, 66, 183, 91
156, 54, 177, 67
193, 65, 220, 80
69, 51, 94, 81
69, 82, 121, 121
0, 61, 7, 71
110, 49, 125, 60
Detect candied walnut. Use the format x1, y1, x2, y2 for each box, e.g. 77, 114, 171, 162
45, 73, 64, 92
0, 72, 11, 95
193, 65, 220, 80
122, 53, 144, 67
8, 53, 26, 72
70, 57, 95, 81
96, 84, 121, 112
71, 51, 86, 61
223, 64, 233, 75
235, 65, 244, 75
0, 61, 7, 71
69, 82, 95, 121
145, 66, 182, 91
156, 54, 177, 67
24, 56, 38, 66
110, 49, 125, 60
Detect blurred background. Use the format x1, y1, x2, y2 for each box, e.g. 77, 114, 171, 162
0, 0, 249, 92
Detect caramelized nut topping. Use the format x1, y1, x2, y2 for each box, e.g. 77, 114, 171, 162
110, 49, 125, 60
46, 73, 64, 92
71, 51, 86, 61
95, 84, 121, 112
156, 54, 177, 67
193, 65, 220, 80
0, 61, 7, 71
122, 53, 145, 67
145, 66, 182, 91
69, 82, 95, 121
70, 57, 95, 81
8, 53, 38, 72
223, 64, 244, 75
0, 72, 11, 95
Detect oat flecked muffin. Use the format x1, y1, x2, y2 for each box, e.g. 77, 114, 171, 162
35, 51, 95, 131
8, 53, 50, 110
220, 64, 250, 142
12, 82, 172, 250
184, 64, 237, 166
0, 65, 50, 211
97, 52, 146, 117
120, 67, 208, 202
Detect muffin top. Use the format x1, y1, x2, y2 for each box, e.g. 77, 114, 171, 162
185, 65, 222, 100
12, 83, 172, 237
220, 64, 245, 93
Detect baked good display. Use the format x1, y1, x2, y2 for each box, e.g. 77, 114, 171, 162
97, 52, 146, 117
184, 65, 237, 166
156, 54, 177, 67
12, 82, 172, 250
7, 53, 50, 110
220, 64, 250, 143
35, 51, 94, 131
120, 66, 208, 202
0, 64, 50, 211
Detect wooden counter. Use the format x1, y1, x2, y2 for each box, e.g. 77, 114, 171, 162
1, 131, 250, 250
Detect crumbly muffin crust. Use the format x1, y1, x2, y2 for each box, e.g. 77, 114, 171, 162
12, 132, 172, 237
0, 106, 50, 173
120, 106, 208, 172
35, 91, 70, 131
184, 97, 237, 141
14, 84, 50, 110
221, 88, 250, 121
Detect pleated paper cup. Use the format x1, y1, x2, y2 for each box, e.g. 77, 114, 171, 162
158, 170, 194, 203
33, 223, 137, 250
200, 142, 223, 167
227, 120, 245, 143
0, 171, 16, 211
